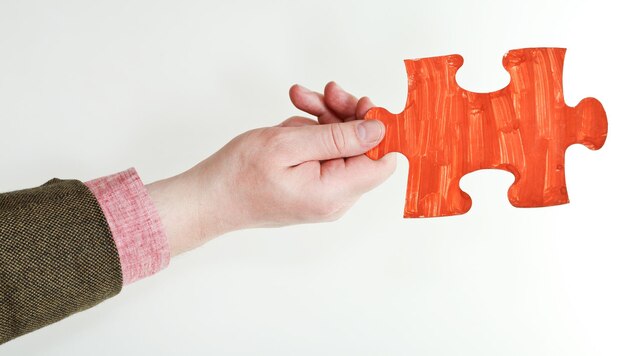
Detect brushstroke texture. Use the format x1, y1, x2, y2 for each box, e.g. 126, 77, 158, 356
365, 48, 608, 218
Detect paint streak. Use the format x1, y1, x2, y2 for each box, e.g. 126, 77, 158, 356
365, 48, 608, 218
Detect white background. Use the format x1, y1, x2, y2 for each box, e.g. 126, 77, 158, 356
1, 0, 624, 355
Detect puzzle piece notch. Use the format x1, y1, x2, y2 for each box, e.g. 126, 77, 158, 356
365, 48, 608, 218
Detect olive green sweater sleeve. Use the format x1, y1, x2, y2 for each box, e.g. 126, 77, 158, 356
0, 178, 123, 345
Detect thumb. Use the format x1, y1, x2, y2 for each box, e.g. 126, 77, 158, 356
281, 119, 385, 163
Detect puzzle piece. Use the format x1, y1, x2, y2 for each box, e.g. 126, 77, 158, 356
365, 48, 608, 218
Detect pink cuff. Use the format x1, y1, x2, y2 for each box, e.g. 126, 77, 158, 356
84, 168, 170, 285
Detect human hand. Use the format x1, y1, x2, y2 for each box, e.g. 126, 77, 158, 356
147, 82, 396, 256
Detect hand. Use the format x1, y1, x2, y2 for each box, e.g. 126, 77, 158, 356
146, 82, 396, 256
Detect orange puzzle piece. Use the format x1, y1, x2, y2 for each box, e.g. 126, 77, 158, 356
365, 47, 608, 218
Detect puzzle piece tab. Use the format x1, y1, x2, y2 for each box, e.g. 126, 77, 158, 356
365, 48, 608, 218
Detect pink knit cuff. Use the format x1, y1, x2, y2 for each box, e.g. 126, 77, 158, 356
84, 168, 170, 285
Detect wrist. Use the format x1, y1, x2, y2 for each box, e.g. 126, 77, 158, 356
145, 173, 205, 256
145, 163, 242, 256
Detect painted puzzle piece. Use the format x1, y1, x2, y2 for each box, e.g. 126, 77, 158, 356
365, 48, 608, 218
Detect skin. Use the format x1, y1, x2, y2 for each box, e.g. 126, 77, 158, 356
146, 82, 397, 256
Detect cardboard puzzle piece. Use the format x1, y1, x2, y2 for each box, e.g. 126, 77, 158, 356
365, 48, 608, 218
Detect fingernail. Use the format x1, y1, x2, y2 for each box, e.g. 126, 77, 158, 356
357, 120, 384, 144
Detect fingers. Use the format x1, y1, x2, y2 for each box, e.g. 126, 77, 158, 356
289, 82, 369, 124
356, 96, 375, 120
322, 153, 397, 194
289, 84, 342, 124
277, 119, 385, 164
323, 82, 359, 120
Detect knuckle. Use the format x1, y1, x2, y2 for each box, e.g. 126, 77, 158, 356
281, 116, 300, 126
236, 128, 277, 166
281, 116, 312, 127
320, 204, 345, 222
259, 127, 299, 164
269, 131, 295, 159
251, 127, 288, 155
309, 194, 344, 221
255, 127, 278, 145
265, 128, 288, 149
327, 123, 347, 156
